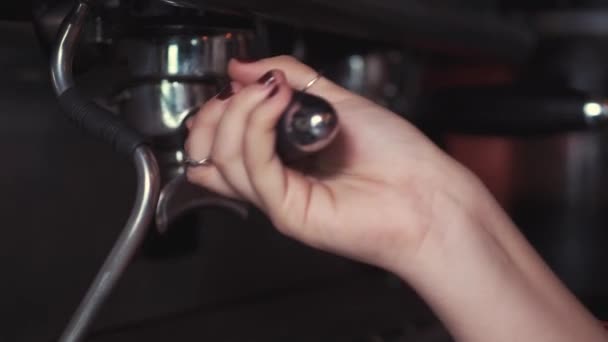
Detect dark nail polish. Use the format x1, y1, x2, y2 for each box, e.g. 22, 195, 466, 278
257, 71, 275, 86
216, 84, 234, 100
234, 57, 256, 63
267, 85, 279, 99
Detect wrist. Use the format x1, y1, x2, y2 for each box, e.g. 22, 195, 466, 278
391, 190, 503, 284
387, 168, 608, 342
389, 163, 500, 280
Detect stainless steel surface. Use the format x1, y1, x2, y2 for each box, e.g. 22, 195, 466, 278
50, 1, 89, 95
117, 31, 254, 142
120, 82, 217, 140
59, 147, 161, 342
119, 32, 254, 79
158, 0, 197, 8
327, 52, 420, 115
117, 29, 256, 235
51, 5, 164, 340
154, 149, 190, 180
280, 92, 339, 154
155, 174, 248, 233
335, 54, 386, 97
183, 156, 213, 167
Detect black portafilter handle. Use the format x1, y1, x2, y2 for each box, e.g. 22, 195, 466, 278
276, 91, 339, 163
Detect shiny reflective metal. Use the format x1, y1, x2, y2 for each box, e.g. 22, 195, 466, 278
183, 156, 213, 167
115, 27, 258, 232
59, 147, 160, 342
120, 81, 217, 140
155, 174, 248, 233
50, 1, 88, 94
158, 0, 197, 8
119, 32, 254, 79
155, 150, 248, 231
117, 31, 255, 141
279, 91, 339, 154
51, 4, 162, 342
116, 30, 255, 232
327, 52, 420, 115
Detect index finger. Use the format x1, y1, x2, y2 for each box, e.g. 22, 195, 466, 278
227, 55, 352, 103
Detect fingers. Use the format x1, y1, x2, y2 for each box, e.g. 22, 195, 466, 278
228, 55, 352, 103
186, 71, 293, 207
185, 82, 242, 199
185, 116, 194, 130
186, 63, 329, 234
210, 71, 281, 203
241, 73, 292, 209
242, 72, 317, 231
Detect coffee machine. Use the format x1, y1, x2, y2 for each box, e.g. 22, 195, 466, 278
2, 0, 608, 341
45, 1, 346, 340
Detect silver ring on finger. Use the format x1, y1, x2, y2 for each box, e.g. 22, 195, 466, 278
302, 73, 323, 92
183, 156, 213, 167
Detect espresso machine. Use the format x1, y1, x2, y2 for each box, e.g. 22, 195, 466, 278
1, 0, 608, 341
45, 0, 345, 340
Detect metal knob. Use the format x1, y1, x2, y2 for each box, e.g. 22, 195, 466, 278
277, 91, 339, 163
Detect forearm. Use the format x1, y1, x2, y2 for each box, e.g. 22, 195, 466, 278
395, 185, 608, 342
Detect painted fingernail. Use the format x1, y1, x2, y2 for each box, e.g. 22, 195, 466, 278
234, 57, 257, 63
267, 85, 279, 99
257, 71, 275, 86
216, 84, 234, 100
185, 117, 194, 129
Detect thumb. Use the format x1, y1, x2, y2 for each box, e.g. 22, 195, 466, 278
228, 55, 351, 103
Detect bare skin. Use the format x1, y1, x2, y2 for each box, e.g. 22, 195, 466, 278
185, 55, 608, 342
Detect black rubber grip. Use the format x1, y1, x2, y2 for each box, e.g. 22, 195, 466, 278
58, 87, 144, 155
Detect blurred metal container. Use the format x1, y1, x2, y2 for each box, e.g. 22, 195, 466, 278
116, 31, 255, 145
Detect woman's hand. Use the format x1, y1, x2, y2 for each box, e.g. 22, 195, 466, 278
185, 55, 485, 273
185, 55, 608, 342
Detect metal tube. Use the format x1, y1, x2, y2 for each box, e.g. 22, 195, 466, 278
59, 147, 160, 342
51, 1, 89, 95
51, 2, 162, 340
